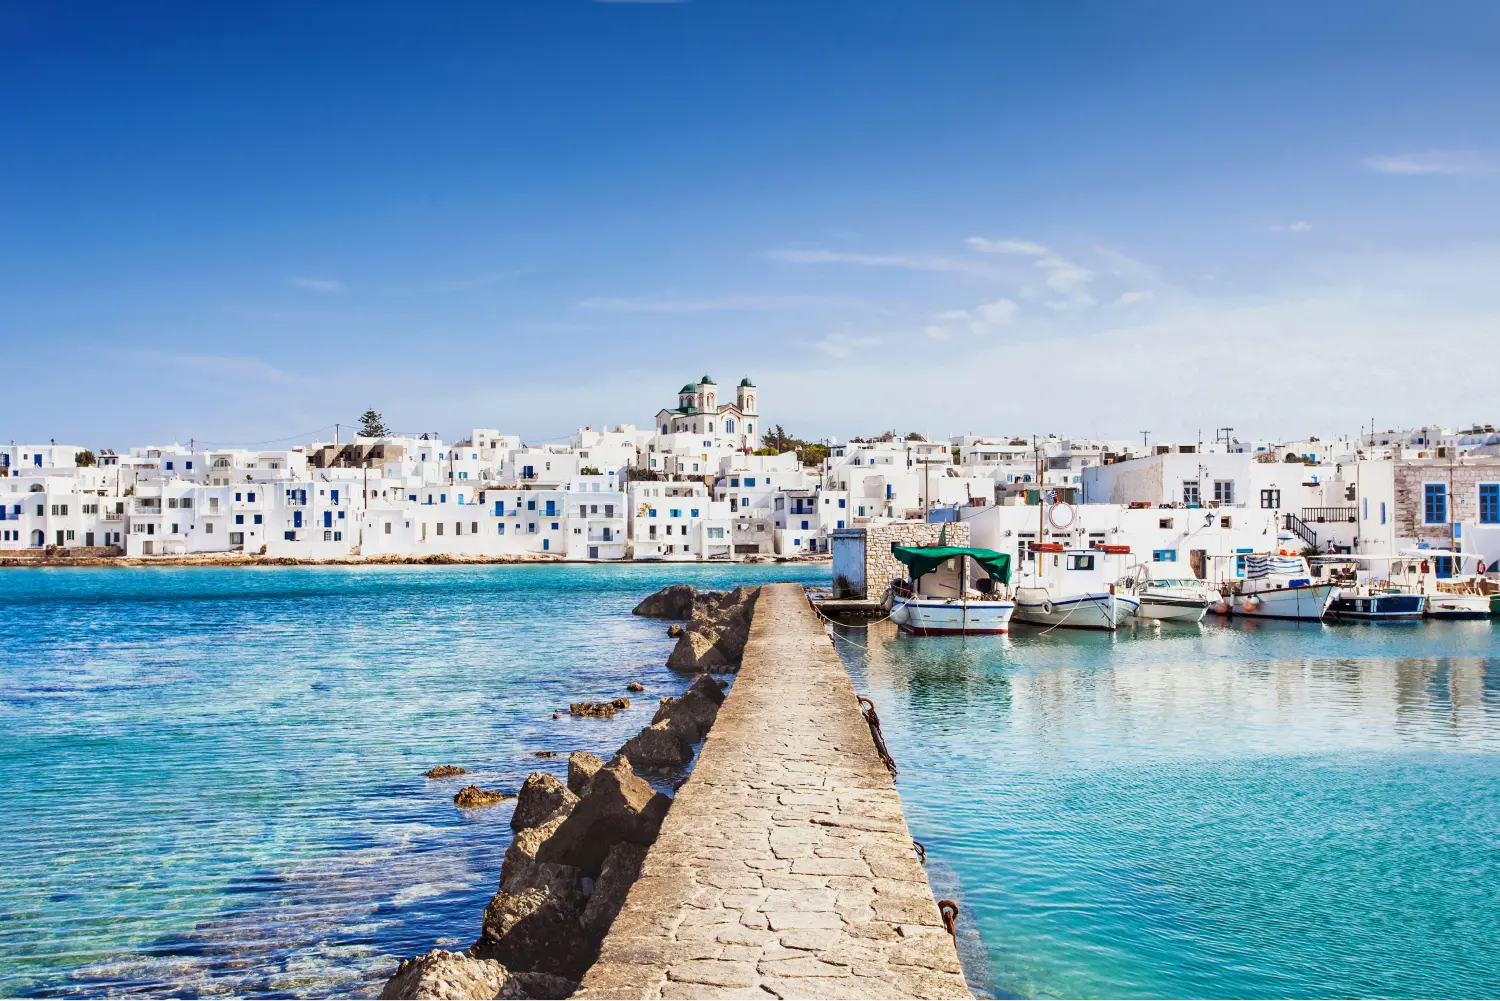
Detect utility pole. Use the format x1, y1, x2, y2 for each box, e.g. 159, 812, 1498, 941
335, 423, 339, 449
1140, 430, 1150, 452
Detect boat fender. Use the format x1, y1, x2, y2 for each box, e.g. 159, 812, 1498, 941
1213, 601, 1230, 615
1040, 600, 1053, 616
1243, 596, 1261, 610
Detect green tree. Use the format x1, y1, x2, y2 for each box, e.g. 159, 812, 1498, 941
359, 409, 390, 438
75, 449, 96, 467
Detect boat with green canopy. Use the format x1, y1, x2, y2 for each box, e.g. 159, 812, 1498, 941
884, 542, 1015, 635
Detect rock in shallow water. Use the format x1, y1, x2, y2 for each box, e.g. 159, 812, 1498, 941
424, 765, 469, 779
454, 785, 513, 808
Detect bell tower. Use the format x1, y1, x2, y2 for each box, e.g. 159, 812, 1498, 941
736, 376, 756, 416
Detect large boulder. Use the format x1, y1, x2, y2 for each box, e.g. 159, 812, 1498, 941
378, 949, 509, 1000
631, 584, 696, 619
567, 751, 604, 796
579, 842, 649, 939
510, 773, 577, 832
650, 676, 725, 742
500, 816, 584, 900
664, 589, 759, 671
535, 757, 672, 875
473, 887, 594, 981
615, 720, 693, 770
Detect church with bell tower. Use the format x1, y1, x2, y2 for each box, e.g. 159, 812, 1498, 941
653, 374, 760, 453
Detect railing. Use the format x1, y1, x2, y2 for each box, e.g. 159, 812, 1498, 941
1284, 513, 1318, 548
1302, 507, 1356, 523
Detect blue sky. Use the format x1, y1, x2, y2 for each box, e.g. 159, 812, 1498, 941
2, 1, 1498, 448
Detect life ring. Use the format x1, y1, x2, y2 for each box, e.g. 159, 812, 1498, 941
1040, 600, 1054, 616
1479, 560, 1488, 575
1047, 503, 1076, 530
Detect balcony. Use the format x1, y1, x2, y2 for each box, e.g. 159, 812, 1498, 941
1302, 507, 1356, 524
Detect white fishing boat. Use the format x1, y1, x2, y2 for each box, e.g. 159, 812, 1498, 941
1012, 543, 1139, 631
884, 543, 1015, 635
1228, 554, 1337, 621
1389, 550, 1493, 619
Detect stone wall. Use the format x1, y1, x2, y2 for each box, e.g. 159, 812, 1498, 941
863, 522, 970, 600
1394, 458, 1500, 545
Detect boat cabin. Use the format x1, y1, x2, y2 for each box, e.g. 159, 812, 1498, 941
891, 545, 1011, 600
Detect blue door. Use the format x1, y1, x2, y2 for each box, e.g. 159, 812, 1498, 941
293, 511, 303, 528
323, 511, 332, 528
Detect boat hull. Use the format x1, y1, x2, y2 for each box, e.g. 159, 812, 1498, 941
1328, 592, 1426, 621
1231, 583, 1337, 621
1012, 589, 1140, 631
1135, 594, 1212, 623
1425, 593, 1492, 619
891, 597, 1014, 635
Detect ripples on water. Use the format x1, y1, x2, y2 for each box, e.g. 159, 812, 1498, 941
0, 564, 824, 998
836, 617, 1500, 999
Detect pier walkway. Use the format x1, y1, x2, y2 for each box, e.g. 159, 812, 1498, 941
575, 583, 970, 1000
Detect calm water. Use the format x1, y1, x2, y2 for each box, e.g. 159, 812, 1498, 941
835, 616, 1500, 999
0, 564, 826, 998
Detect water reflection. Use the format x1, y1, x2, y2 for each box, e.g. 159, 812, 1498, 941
834, 617, 1500, 998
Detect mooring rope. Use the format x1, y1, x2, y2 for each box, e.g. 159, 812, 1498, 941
912, 839, 927, 864
858, 695, 898, 776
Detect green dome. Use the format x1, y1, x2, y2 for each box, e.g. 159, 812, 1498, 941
700, 374, 716, 385
679, 383, 697, 394
739, 377, 755, 387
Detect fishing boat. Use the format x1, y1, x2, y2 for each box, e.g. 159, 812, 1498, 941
1012, 543, 1139, 631
1312, 556, 1427, 622
1389, 550, 1492, 619
884, 544, 1015, 635
1228, 554, 1337, 621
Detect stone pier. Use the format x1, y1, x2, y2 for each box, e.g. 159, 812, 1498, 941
575, 583, 970, 1000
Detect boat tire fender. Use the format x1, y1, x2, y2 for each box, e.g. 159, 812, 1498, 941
1040, 599, 1053, 616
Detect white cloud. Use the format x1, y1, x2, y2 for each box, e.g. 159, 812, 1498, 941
966, 236, 1048, 256
923, 298, 1019, 339
1362, 151, 1493, 175
290, 277, 344, 292
1269, 221, 1313, 233
1034, 255, 1096, 310
1112, 290, 1153, 306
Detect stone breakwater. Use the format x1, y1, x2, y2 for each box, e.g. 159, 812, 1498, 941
377, 582, 966, 1000
575, 583, 971, 1000
379, 587, 754, 1001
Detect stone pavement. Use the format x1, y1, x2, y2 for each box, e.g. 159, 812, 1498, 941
574, 583, 971, 1000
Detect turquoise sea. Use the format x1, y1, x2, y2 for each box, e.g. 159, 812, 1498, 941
0, 564, 825, 998
3, 567, 1498, 999
835, 616, 1500, 999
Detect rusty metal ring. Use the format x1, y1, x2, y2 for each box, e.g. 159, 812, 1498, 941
938, 899, 959, 940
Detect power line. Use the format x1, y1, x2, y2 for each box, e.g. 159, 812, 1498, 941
189, 424, 340, 448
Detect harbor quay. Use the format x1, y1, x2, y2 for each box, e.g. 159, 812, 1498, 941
576, 583, 969, 1000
